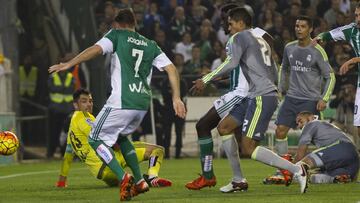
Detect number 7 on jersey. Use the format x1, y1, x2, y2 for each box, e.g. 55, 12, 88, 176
132, 48, 143, 78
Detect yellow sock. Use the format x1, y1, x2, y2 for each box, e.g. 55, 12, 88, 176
147, 147, 164, 178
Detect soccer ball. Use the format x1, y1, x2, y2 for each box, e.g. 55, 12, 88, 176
0, 131, 20, 156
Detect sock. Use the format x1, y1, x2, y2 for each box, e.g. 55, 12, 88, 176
89, 138, 125, 181
198, 136, 214, 179
251, 146, 300, 174
310, 173, 334, 184
222, 134, 244, 182
275, 137, 288, 156
147, 147, 164, 179
118, 136, 143, 183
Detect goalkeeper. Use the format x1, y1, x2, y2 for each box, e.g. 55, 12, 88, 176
56, 88, 171, 188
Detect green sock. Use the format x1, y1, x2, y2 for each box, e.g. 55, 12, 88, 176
88, 138, 125, 181
198, 136, 214, 179
117, 136, 142, 183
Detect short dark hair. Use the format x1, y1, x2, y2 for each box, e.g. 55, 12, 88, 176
220, 3, 240, 14
228, 7, 252, 27
73, 88, 91, 102
357, 2, 360, 8
297, 111, 314, 117
297, 15, 313, 28
115, 8, 136, 26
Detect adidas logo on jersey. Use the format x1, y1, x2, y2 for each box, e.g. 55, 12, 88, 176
127, 37, 148, 46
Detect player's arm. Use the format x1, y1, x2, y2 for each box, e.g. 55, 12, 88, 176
339, 57, 360, 75
278, 46, 290, 97
316, 46, 336, 111
57, 145, 75, 188
152, 50, 186, 119
294, 144, 308, 163
294, 123, 315, 162
312, 23, 353, 44
49, 29, 117, 73
190, 34, 243, 95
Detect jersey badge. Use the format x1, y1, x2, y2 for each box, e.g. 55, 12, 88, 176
306, 55, 312, 62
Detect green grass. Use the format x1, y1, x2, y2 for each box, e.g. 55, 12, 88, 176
0, 158, 359, 202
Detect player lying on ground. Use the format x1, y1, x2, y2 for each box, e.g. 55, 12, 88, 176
293, 111, 359, 184
56, 89, 171, 188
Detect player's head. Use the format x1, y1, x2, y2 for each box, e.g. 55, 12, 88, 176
220, 3, 240, 35
227, 7, 252, 35
114, 8, 136, 29
296, 111, 316, 129
355, 3, 360, 28
295, 15, 313, 40
73, 88, 93, 113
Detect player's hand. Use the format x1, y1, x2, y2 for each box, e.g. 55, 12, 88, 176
311, 36, 321, 46
48, 63, 71, 74
173, 98, 186, 119
339, 60, 352, 75
316, 99, 327, 111
189, 79, 205, 96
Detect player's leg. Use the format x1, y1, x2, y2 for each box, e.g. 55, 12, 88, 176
354, 88, 360, 149
88, 107, 143, 200
241, 95, 308, 193
185, 107, 220, 190
174, 115, 185, 159
217, 98, 248, 193
308, 141, 359, 183
133, 142, 172, 187
162, 110, 174, 159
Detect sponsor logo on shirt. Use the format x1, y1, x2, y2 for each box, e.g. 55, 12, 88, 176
127, 37, 148, 46
292, 60, 311, 72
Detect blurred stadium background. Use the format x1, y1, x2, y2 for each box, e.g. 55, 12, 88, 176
0, 0, 358, 164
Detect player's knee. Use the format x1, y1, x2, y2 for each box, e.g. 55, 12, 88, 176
275, 126, 288, 139
217, 124, 232, 136
196, 119, 209, 137
154, 145, 165, 154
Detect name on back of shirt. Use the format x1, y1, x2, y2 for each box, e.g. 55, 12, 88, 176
127, 37, 148, 46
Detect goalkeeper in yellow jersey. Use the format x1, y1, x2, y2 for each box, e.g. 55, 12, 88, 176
56, 88, 171, 188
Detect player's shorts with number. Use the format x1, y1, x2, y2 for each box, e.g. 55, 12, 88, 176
213, 89, 246, 118
354, 88, 360, 126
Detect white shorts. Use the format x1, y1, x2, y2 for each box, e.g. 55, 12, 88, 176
89, 106, 147, 146
354, 87, 360, 126
213, 90, 246, 118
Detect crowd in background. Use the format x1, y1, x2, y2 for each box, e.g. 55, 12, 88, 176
94, 0, 358, 91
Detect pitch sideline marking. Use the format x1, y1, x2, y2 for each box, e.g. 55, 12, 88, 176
0, 168, 86, 179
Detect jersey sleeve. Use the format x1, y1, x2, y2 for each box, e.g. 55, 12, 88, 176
202, 33, 244, 84
278, 46, 290, 94
95, 29, 117, 55
314, 45, 336, 102
152, 53, 172, 71
319, 23, 354, 42
298, 122, 316, 146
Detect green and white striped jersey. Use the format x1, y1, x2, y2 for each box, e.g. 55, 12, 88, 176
96, 29, 172, 110
319, 23, 360, 86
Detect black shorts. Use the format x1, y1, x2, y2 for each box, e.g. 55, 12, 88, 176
276, 96, 320, 128
313, 141, 359, 179
229, 95, 278, 141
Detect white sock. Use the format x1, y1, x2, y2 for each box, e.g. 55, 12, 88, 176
251, 146, 301, 174
222, 135, 244, 182
310, 173, 334, 184
275, 137, 288, 156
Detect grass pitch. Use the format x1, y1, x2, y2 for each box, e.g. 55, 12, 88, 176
0, 158, 359, 203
